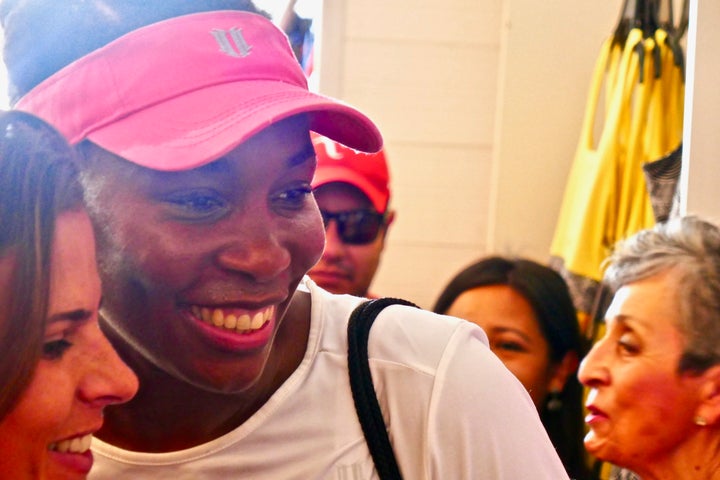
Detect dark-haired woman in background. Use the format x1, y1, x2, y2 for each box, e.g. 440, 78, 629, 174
434, 256, 591, 480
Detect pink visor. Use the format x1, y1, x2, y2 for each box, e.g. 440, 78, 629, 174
16, 11, 382, 171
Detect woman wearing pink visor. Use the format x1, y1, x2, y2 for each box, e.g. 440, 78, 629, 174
3, 2, 568, 478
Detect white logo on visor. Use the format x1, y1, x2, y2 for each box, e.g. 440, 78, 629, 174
211, 28, 252, 57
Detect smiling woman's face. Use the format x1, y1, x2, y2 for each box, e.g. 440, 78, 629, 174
81, 115, 325, 394
0, 210, 138, 479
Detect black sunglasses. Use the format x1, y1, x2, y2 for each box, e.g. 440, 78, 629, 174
320, 209, 387, 245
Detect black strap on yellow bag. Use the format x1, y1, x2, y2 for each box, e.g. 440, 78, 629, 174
347, 297, 418, 480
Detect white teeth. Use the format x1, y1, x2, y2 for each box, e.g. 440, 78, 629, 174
49, 434, 93, 453
251, 312, 264, 329
224, 314, 237, 329
212, 309, 224, 327
237, 314, 251, 330
193, 306, 274, 334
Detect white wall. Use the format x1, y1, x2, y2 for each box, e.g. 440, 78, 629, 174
320, 0, 707, 309
321, 0, 504, 307
490, 2, 621, 260
681, 0, 720, 221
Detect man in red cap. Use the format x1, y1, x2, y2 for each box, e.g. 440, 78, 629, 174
308, 134, 395, 298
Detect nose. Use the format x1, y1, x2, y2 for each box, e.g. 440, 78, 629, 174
577, 337, 610, 387
321, 221, 347, 259
215, 209, 292, 282
78, 324, 138, 408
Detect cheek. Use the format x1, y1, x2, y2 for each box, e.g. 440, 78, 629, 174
496, 354, 552, 407
352, 243, 383, 267
287, 208, 334, 280
612, 369, 693, 438
296, 213, 326, 272
0, 366, 71, 461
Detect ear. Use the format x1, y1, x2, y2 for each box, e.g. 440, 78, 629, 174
694, 365, 720, 426
378, 210, 396, 245
384, 209, 396, 228
548, 350, 579, 392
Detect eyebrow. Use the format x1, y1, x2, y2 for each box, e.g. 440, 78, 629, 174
288, 142, 317, 167
47, 298, 101, 324
47, 308, 93, 324
490, 326, 533, 344
183, 141, 316, 175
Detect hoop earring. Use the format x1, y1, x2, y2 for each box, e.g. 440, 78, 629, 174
546, 390, 562, 411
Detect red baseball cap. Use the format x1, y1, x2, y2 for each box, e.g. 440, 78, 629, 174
16, 11, 382, 171
311, 133, 390, 213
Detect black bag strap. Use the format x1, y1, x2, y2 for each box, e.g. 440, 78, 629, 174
347, 297, 419, 480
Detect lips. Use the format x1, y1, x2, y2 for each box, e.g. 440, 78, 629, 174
48, 433, 95, 475
308, 269, 351, 290
187, 304, 278, 352
584, 403, 609, 425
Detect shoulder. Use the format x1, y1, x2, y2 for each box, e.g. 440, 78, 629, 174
306, 277, 490, 370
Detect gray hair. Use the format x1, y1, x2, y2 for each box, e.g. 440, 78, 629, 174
604, 216, 720, 373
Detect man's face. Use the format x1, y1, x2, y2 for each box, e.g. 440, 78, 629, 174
78, 116, 325, 394
308, 182, 393, 297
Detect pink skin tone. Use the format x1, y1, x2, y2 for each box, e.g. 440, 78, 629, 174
578, 271, 720, 479
0, 210, 138, 479
308, 183, 393, 297
84, 116, 326, 451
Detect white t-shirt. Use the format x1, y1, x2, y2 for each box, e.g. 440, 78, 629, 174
90, 277, 569, 479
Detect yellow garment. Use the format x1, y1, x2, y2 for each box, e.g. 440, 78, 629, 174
550, 28, 684, 318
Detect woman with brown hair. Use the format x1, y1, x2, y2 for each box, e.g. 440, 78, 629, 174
0, 111, 137, 478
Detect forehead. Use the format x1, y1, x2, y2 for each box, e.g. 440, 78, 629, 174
605, 273, 685, 348
47, 210, 99, 313
607, 273, 681, 322
449, 286, 541, 329
313, 182, 372, 210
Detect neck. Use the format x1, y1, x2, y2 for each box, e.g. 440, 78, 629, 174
96, 290, 312, 452
630, 430, 720, 480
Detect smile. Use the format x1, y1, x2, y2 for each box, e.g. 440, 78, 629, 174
191, 305, 274, 333
48, 433, 93, 453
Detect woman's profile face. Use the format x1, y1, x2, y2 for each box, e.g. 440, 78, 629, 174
446, 284, 558, 408
0, 210, 138, 479
578, 271, 703, 471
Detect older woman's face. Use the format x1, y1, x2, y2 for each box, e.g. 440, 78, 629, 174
578, 271, 703, 471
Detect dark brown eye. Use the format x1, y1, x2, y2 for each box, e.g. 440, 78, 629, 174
42, 339, 72, 360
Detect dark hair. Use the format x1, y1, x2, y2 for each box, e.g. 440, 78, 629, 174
433, 256, 591, 480
0, 111, 84, 419
0, 0, 269, 104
